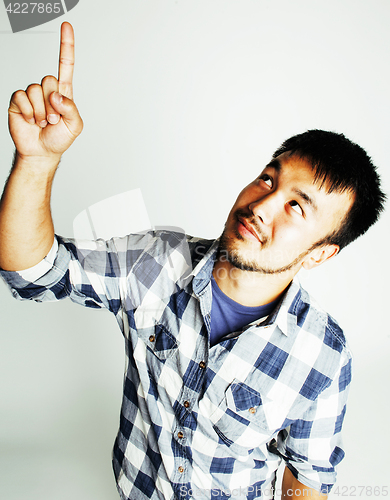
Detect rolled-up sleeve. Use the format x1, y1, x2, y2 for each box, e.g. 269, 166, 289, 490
0, 234, 124, 312
276, 351, 352, 494
1, 230, 192, 318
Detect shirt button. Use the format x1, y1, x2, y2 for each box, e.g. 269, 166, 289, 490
178, 431, 184, 439
178, 466, 184, 473
183, 401, 190, 408
199, 361, 206, 369
249, 407, 256, 414
149, 335, 155, 342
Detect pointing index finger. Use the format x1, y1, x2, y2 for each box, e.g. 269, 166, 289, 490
58, 22, 75, 100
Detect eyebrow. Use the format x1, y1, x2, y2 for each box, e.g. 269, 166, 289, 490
266, 158, 281, 171
265, 158, 318, 212
292, 188, 318, 212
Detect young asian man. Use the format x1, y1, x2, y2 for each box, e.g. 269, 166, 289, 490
0, 22, 385, 500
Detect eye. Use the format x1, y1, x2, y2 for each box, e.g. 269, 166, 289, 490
259, 173, 273, 188
289, 200, 303, 216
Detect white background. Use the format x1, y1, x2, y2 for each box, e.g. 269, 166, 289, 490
0, 1, 389, 499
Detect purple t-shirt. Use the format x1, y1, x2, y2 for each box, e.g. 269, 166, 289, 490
210, 275, 279, 347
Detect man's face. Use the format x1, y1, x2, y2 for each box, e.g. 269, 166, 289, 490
219, 152, 354, 274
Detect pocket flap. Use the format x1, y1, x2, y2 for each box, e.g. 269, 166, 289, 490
228, 382, 263, 411
138, 323, 179, 360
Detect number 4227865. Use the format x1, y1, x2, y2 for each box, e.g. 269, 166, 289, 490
6, 3, 62, 14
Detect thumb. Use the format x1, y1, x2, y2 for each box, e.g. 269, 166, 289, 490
49, 91, 83, 135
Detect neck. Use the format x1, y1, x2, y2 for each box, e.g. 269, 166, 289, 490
212, 258, 295, 307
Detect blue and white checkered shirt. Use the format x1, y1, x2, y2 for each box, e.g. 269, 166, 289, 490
0, 230, 352, 500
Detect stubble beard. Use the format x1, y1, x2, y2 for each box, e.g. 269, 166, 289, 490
218, 209, 315, 275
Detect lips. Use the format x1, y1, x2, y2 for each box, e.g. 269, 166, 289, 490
237, 216, 262, 243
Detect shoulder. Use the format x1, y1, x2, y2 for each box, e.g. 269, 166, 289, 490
281, 281, 353, 375
140, 229, 215, 261
280, 282, 353, 400
296, 284, 349, 351
128, 229, 214, 257
116, 229, 216, 276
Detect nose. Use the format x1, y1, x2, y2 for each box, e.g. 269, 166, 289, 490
248, 191, 280, 226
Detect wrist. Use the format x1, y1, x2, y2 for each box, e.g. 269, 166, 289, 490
13, 151, 61, 176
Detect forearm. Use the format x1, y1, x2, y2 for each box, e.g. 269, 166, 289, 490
282, 466, 328, 500
0, 152, 59, 271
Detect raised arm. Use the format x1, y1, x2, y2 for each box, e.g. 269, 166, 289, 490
0, 22, 83, 271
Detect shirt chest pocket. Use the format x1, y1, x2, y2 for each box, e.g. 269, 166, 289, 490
138, 323, 179, 361
211, 380, 274, 454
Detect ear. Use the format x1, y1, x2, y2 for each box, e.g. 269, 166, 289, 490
301, 244, 340, 270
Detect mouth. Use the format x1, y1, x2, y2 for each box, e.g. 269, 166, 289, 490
237, 216, 262, 243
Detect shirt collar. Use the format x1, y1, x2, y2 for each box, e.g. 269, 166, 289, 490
190, 239, 220, 296
190, 238, 306, 337
262, 278, 303, 337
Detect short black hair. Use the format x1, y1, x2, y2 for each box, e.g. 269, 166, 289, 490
272, 129, 386, 250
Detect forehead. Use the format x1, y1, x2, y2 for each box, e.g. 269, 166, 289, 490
267, 152, 355, 217
267, 151, 318, 180
268, 151, 337, 192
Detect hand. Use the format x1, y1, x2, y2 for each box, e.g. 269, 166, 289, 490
8, 22, 83, 161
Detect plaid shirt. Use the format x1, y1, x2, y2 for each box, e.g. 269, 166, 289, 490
0, 230, 352, 500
